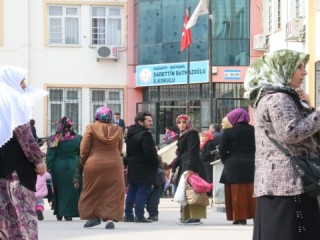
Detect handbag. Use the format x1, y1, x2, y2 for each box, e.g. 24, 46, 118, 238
267, 135, 320, 197
185, 182, 209, 206
188, 174, 213, 193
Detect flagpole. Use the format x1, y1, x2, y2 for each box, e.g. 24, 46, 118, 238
208, 0, 213, 124
186, 7, 191, 116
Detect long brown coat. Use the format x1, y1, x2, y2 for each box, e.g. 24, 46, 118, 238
78, 121, 125, 221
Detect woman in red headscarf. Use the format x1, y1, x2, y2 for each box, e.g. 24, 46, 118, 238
200, 131, 216, 196
172, 114, 207, 224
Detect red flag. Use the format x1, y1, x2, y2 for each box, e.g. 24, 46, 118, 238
180, 10, 192, 52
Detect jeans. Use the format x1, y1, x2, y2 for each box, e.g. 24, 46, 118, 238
125, 183, 151, 218
146, 186, 162, 217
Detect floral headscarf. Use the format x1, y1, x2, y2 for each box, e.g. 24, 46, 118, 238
95, 106, 113, 123
244, 49, 309, 107
49, 116, 77, 148
226, 108, 250, 126
176, 114, 193, 138
200, 131, 213, 150
176, 114, 192, 129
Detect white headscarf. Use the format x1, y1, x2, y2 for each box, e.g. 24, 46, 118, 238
0, 65, 48, 147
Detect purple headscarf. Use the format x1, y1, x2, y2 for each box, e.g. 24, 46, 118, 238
95, 106, 113, 123
49, 116, 77, 148
226, 108, 250, 126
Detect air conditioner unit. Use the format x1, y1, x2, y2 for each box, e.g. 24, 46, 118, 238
253, 34, 267, 51
96, 46, 118, 60
286, 18, 304, 41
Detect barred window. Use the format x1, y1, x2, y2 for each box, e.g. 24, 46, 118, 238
90, 88, 124, 122
47, 88, 82, 136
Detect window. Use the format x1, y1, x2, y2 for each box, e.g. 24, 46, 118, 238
48, 5, 80, 45
91, 6, 124, 45
47, 88, 82, 136
90, 88, 124, 122
263, 0, 281, 33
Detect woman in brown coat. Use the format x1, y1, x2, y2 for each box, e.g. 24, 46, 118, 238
78, 106, 125, 229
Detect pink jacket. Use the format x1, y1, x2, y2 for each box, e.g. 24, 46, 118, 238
35, 172, 51, 198
162, 130, 177, 141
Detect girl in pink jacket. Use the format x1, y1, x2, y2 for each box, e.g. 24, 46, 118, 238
35, 171, 51, 220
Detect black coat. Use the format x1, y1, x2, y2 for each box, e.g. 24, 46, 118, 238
219, 123, 255, 184
200, 140, 216, 183
173, 130, 206, 185
126, 124, 158, 184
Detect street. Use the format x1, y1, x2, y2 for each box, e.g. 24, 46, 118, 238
38, 198, 253, 240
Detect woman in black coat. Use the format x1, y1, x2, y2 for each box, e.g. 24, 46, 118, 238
219, 108, 256, 225
172, 114, 207, 224
200, 131, 216, 196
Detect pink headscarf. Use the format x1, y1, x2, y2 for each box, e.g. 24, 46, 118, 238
200, 131, 214, 150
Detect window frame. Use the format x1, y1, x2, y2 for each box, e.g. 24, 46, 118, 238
90, 5, 124, 46
90, 88, 124, 123
47, 5, 81, 46
47, 87, 82, 136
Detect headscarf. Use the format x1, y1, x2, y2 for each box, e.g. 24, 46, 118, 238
95, 106, 113, 123
49, 116, 77, 148
176, 114, 193, 138
226, 108, 250, 126
244, 49, 309, 107
0, 65, 48, 147
200, 130, 213, 150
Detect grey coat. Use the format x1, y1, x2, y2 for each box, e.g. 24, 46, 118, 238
254, 92, 320, 197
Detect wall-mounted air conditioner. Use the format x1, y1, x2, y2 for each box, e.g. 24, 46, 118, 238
286, 18, 304, 41
253, 34, 267, 51
96, 46, 118, 61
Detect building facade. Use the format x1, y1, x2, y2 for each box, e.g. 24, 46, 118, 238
0, 0, 319, 144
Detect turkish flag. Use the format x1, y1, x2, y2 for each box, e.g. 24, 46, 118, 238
180, 11, 192, 52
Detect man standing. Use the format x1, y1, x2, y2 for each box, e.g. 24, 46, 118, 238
113, 112, 125, 132
209, 123, 222, 148
124, 112, 159, 223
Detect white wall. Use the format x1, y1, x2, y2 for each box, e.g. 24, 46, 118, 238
0, 0, 128, 137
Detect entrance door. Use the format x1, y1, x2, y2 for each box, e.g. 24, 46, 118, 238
136, 102, 160, 145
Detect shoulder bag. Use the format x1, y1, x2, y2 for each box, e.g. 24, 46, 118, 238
267, 135, 320, 197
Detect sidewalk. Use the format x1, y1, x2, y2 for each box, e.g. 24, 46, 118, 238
38, 198, 253, 240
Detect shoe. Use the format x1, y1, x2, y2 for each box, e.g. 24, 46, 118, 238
123, 215, 134, 222
36, 210, 44, 221
180, 219, 201, 225
64, 216, 72, 221
147, 216, 158, 221
56, 215, 62, 221
134, 217, 153, 223
105, 222, 115, 229
239, 220, 247, 225
233, 220, 247, 225
83, 218, 101, 228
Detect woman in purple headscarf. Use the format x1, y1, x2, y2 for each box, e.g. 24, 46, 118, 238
218, 108, 256, 225
78, 106, 125, 230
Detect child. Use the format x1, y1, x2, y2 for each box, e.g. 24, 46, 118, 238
35, 171, 51, 220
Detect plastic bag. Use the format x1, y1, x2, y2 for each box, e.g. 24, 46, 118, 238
173, 172, 187, 206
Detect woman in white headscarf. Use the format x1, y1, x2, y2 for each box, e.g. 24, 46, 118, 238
0, 65, 47, 240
